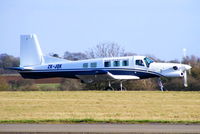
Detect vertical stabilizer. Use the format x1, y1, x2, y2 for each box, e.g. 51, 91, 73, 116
20, 34, 44, 67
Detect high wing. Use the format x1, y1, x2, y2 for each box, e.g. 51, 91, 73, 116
76, 70, 139, 83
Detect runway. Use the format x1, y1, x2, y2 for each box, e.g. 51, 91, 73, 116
0, 124, 200, 134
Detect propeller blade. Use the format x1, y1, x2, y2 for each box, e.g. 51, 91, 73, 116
183, 70, 188, 87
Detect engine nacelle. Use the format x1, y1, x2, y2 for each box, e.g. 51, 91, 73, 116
161, 70, 183, 77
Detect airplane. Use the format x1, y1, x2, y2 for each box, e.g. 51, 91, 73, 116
9, 34, 192, 91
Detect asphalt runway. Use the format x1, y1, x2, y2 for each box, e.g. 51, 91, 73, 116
0, 124, 200, 134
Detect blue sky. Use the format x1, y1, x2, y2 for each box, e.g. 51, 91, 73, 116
0, 0, 200, 61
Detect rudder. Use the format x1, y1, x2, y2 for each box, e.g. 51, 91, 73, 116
20, 34, 44, 67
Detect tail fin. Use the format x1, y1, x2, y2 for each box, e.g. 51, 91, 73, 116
20, 34, 44, 67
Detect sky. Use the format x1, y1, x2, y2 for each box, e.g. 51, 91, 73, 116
0, 0, 200, 61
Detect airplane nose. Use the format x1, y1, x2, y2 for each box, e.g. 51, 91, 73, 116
184, 65, 192, 70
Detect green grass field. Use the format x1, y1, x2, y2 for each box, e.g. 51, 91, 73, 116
36, 83, 60, 90
0, 91, 200, 124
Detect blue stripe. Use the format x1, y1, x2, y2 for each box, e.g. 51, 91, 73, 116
19, 68, 161, 79
20, 68, 161, 76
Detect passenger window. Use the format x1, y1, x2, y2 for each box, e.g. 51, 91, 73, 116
136, 60, 144, 66
113, 61, 120, 67
83, 63, 88, 68
90, 62, 97, 68
122, 60, 129, 66
104, 61, 111, 67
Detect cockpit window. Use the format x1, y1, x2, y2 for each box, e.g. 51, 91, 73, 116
136, 60, 145, 66
144, 57, 154, 67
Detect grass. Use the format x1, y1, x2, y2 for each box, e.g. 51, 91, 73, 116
36, 83, 60, 90
1, 118, 200, 124
0, 91, 200, 124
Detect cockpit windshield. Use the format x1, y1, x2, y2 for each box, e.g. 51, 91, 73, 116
144, 57, 154, 67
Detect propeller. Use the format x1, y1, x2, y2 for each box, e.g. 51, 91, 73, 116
180, 65, 191, 87
181, 48, 191, 87
183, 70, 188, 87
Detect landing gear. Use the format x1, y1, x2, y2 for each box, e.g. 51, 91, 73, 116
118, 81, 126, 91
104, 81, 126, 91
105, 81, 114, 91
158, 78, 164, 91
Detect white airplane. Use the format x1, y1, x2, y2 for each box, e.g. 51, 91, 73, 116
9, 34, 192, 91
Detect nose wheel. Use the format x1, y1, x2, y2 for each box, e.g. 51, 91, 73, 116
118, 81, 126, 91
105, 81, 114, 91
158, 78, 164, 91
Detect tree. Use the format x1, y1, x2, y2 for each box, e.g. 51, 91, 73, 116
182, 55, 200, 66
0, 53, 19, 74
123, 52, 137, 56
0, 77, 10, 91
59, 78, 83, 91
8, 79, 39, 91
86, 43, 125, 58
64, 51, 88, 61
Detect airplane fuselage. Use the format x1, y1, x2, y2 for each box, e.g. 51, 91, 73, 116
9, 34, 191, 89
19, 55, 189, 84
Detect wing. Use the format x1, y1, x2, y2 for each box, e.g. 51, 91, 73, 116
76, 70, 139, 83
107, 72, 140, 80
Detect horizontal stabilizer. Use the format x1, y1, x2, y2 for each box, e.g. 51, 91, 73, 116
6, 67, 33, 71
43, 56, 69, 64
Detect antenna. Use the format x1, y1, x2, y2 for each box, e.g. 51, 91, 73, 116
183, 48, 187, 58
181, 48, 187, 64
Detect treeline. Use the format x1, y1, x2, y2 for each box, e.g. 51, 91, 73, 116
0, 43, 200, 91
